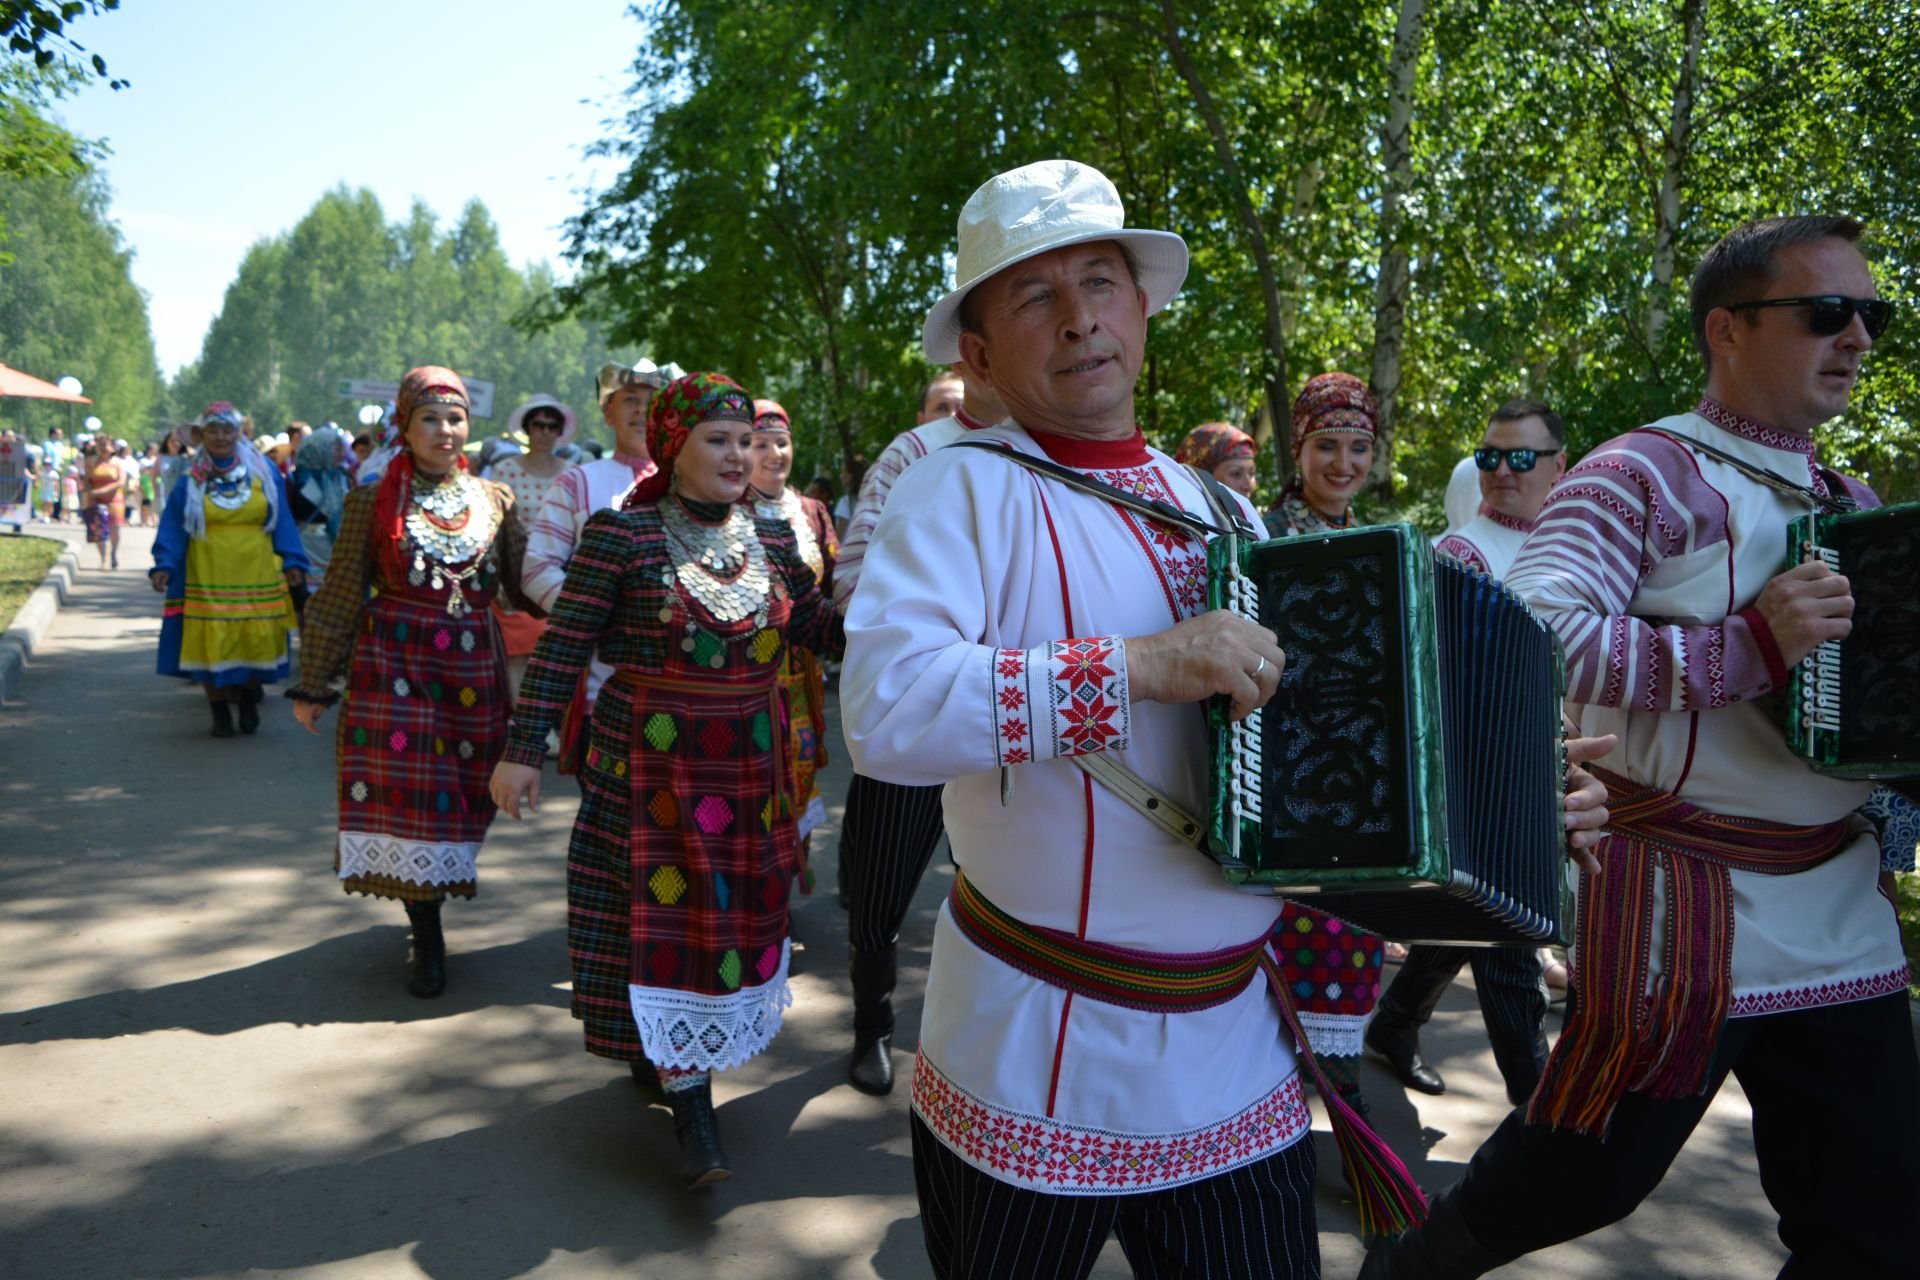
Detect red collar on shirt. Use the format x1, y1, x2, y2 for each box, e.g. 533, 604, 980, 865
1479, 502, 1536, 533
613, 451, 653, 471
1024, 426, 1151, 469
956, 408, 989, 431
1694, 396, 1815, 457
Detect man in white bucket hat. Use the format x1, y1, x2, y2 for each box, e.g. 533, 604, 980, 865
841, 158, 1320, 1276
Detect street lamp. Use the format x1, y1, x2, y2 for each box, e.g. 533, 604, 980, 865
57, 376, 82, 441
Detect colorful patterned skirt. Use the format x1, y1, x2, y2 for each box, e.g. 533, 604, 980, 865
566, 669, 800, 1068
780, 647, 830, 842
1278, 901, 1385, 1059
156, 487, 296, 689
331, 592, 508, 902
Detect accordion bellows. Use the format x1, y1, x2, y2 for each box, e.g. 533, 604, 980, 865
1787, 501, 1920, 779
1206, 524, 1571, 946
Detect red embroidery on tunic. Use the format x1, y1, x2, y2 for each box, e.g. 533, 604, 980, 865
911, 1049, 1311, 1193
1044, 638, 1130, 758
1726, 968, 1908, 1017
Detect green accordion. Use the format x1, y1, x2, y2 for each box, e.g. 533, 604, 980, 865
1205, 523, 1572, 945
1785, 501, 1920, 779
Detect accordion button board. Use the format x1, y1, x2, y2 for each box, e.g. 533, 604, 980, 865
1205, 523, 1572, 946
1787, 501, 1920, 779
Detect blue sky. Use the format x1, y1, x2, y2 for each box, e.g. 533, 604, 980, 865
52, 1, 649, 377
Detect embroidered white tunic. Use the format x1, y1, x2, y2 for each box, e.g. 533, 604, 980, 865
843, 423, 1309, 1196
1435, 505, 1534, 580
1506, 402, 1908, 1016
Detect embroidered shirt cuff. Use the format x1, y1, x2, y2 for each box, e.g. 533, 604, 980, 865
1734, 606, 1789, 696
989, 635, 1131, 766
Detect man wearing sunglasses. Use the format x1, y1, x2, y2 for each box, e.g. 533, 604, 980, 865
1364, 217, 1918, 1279
1366, 399, 1567, 1113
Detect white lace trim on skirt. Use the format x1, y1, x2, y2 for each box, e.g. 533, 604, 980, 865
632, 938, 794, 1072
338, 830, 481, 886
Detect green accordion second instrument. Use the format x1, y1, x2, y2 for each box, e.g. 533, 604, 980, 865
1206, 523, 1572, 945
1786, 500, 1920, 779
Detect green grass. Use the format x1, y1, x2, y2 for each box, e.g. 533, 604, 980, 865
0, 535, 62, 633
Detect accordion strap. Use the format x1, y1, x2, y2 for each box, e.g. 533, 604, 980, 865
1635, 426, 1857, 514
947, 438, 1254, 539
1070, 751, 1207, 848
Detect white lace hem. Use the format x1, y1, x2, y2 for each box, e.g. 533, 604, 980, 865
338, 831, 480, 887
632, 938, 793, 1071
1296, 1010, 1367, 1059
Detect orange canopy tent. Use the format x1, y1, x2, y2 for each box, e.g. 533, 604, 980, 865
0, 363, 92, 403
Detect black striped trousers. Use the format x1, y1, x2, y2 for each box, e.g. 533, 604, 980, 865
1382, 944, 1547, 1101
841, 770, 948, 951
912, 1112, 1321, 1279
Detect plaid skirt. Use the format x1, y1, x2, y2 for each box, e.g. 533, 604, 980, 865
566, 671, 800, 1069
1278, 901, 1385, 1059
332, 594, 508, 902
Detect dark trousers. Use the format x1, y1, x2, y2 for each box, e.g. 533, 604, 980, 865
1456, 991, 1920, 1277
1378, 944, 1547, 1102
842, 771, 947, 951
912, 1112, 1320, 1279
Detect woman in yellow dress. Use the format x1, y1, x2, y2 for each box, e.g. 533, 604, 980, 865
150, 403, 307, 738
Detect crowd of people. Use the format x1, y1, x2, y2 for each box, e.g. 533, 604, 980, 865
7, 154, 1913, 1278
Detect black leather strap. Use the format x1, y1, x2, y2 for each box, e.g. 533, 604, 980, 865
947, 438, 1240, 538
1635, 426, 1857, 514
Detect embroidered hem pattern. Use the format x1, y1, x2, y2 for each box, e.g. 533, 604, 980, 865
338, 831, 481, 887
1726, 966, 1910, 1018
990, 636, 1131, 767
631, 938, 794, 1071
910, 1048, 1310, 1195
1295, 1010, 1368, 1058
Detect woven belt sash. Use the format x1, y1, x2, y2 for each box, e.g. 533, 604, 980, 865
947, 871, 1427, 1238
1530, 766, 1855, 1136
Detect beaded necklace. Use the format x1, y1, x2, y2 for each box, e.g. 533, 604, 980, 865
403, 470, 498, 618
659, 496, 771, 668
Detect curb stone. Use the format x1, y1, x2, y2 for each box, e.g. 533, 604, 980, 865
0, 544, 83, 706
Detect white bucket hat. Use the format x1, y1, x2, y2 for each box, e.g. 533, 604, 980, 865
506, 393, 580, 447
922, 159, 1189, 364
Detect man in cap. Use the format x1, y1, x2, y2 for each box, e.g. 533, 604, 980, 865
831, 365, 1004, 1097
843, 160, 1608, 1276
522, 360, 676, 743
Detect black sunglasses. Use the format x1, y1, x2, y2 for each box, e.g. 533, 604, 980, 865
1724, 295, 1892, 340
525, 416, 565, 433
1473, 446, 1558, 473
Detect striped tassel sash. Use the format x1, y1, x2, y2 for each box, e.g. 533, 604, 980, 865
1529, 767, 1855, 1137
948, 872, 1428, 1239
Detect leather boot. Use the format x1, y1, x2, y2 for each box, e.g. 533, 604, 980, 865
1366, 998, 1447, 1095
404, 899, 447, 998
208, 697, 236, 739
629, 1057, 665, 1103
237, 685, 261, 734
1357, 1185, 1510, 1280
667, 1081, 731, 1188
848, 943, 897, 1095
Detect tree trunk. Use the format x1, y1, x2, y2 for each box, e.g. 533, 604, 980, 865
1368, 0, 1426, 498
1155, 0, 1290, 471
1644, 0, 1707, 369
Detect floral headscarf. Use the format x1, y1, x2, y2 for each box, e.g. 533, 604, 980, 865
373, 367, 471, 580
625, 371, 755, 508
292, 424, 354, 538
1289, 372, 1377, 453
1174, 422, 1255, 473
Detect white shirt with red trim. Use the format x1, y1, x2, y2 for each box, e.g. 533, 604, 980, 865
834, 408, 988, 612
843, 422, 1309, 1196
1434, 504, 1534, 580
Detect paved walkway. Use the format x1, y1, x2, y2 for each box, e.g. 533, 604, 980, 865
1, 524, 1786, 1278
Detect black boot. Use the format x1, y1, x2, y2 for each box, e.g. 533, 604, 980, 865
403, 899, 446, 998
236, 685, 262, 735
1367, 997, 1447, 1096
1357, 1185, 1510, 1280
629, 1058, 665, 1103
848, 943, 897, 1095
208, 697, 236, 738
1368, 949, 1459, 1095
667, 1081, 731, 1188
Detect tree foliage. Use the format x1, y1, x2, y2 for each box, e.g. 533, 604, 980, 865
559, 0, 1920, 510
175, 187, 644, 449
1, 1, 126, 89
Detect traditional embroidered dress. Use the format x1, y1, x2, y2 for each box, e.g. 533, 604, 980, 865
746, 485, 838, 841
153, 451, 305, 687
1435, 503, 1534, 578
290, 469, 532, 902
843, 423, 1314, 1196
1507, 397, 1908, 1123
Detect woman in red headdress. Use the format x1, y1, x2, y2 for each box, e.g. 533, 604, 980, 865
490, 372, 842, 1190
1266, 371, 1378, 537
289, 367, 540, 1000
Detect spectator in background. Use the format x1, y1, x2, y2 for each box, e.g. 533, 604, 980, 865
1173, 421, 1259, 498
833, 454, 868, 541
804, 475, 835, 507
489, 394, 578, 705
287, 423, 355, 595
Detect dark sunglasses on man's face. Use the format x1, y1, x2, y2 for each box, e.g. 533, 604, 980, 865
526, 417, 565, 433
1725, 295, 1893, 340
1473, 447, 1558, 473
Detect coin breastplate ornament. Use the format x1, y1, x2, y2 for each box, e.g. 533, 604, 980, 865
404, 471, 498, 618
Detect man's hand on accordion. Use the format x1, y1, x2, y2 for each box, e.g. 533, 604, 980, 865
1756, 560, 1854, 668
1126, 609, 1285, 723
1563, 733, 1619, 875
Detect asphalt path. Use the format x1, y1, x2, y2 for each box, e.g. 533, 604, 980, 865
1, 520, 1789, 1278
